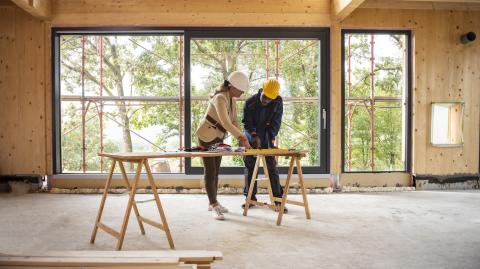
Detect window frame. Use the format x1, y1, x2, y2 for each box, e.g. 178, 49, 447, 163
52, 27, 330, 175
340, 29, 412, 173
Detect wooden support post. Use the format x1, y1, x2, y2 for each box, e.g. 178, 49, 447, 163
261, 156, 275, 206
296, 157, 311, 219
144, 159, 175, 249
116, 159, 143, 250
90, 159, 116, 244
276, 156, 295, 226
243, 155, 276, 216
118, 160, 146, 235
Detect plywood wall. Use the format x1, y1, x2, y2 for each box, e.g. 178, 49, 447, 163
331, 9, 480, 176
0, 1, 48, 175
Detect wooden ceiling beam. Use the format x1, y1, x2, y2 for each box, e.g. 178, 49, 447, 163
397, 0, 480, 2
332, 0, 367, 21
10, 0, 51, 20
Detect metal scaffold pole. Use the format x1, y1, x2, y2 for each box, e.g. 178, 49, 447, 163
81, 35, 87, 173
99, 36, 105, 172
346, 34, 352, 172
369, 34, 376, 171
178, 36, 184, 173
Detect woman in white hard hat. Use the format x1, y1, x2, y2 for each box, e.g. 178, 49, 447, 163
195, 71, 252, 220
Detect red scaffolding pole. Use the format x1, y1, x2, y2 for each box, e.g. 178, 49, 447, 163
346, 34, 352, 172
369, 34, 376, 171
99, 36, 105, 172
81, 36, 87, 173
178, 36, 184, 173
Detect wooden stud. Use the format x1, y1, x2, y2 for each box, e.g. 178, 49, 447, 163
116, 159, 143, 250
296, 157, 311, 219
90, 159, 116, 244
276, 156, 295, 226
118, 160, 146, 235
144, 159, 175, 249
243, 156, 261, 216
260, 156, 275, 206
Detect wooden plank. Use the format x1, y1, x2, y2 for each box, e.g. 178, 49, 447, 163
53, 0, 329, 14
140, 216, 165, 230
243, 155, 261, 216
116, 159, 144, 250
360, 0, 480, 11
42, 250, 222, 262
273, 197, 305, 206
276, 156, 296, 226
97, 222, 121, 239
144, 159, 175, 249
0, 256, 180, 266
10, 0, 51, 20
332, 0, 367, 21
99, 150, 306, 160
400, 0, 480, 3
0, 264, 194, 269
118, 160, 146, 235
90, 160, 116, 243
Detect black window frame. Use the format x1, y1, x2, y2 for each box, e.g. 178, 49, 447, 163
52, 27, 330, 175
340, 29, 412, 173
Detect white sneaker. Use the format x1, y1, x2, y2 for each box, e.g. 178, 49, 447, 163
211, 205, 225, 220
208, 203, 229, 213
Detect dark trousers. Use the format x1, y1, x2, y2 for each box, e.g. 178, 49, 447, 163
198, 138, 223, 205
244, 155, 283, 202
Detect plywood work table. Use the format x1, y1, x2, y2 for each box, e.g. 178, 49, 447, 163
92, 150, 311, 250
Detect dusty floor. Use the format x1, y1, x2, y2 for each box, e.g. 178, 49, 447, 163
0, 191, 479, 269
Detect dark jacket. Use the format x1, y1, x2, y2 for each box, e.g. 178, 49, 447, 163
242, 89, 283, 148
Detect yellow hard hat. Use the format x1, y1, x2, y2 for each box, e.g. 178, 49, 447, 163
262, 79, 280, 99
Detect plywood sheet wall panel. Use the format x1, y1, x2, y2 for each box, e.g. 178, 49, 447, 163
0, 5, 17, 174
0, 5, 47, 175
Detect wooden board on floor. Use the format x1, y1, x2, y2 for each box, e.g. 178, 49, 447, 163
43, 250, 223, 263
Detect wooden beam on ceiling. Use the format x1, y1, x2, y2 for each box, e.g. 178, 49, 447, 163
360, 0, 480, 11
332, 0, 367, 21
398, 0, 480, 2
10, 0, 51, 20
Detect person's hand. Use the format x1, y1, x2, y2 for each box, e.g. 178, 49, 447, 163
253, 135, 261, 149
270, 139, 277, 149
239, 135, 252, 149
243, 140, 252, 149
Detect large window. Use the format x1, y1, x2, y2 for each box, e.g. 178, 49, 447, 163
341, 30, 411, 172
53, 28, 329, 175
189, 39, 320, 169
57, 34, 184, 173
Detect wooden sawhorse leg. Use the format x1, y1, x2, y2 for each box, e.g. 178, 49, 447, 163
90, 158, 175, 250
243, 155, 276, 216
275, 155, 311, 226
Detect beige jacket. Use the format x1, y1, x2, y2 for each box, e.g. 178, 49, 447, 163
195, 91, 243, 143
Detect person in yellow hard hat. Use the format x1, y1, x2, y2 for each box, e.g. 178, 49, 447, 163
195, 71, 252, 221
241, 79, 287, 213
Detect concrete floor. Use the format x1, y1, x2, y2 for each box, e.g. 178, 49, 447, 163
0, 191, 479, 269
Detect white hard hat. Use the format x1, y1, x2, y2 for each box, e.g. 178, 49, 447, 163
227, 71, 249, 92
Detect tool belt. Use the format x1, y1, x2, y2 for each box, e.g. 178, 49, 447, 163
206, 114, 227, 133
